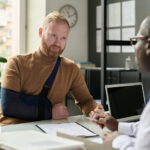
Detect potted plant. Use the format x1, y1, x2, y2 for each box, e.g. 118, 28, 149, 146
0, 56, 7, 79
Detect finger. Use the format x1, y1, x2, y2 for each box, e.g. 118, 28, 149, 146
90, 119, 99, 124
89, 111, 94, 117
90, 119, 104, 129
98, 118, 105, 124
94, 111, 106, 118
96, 104, 104, 110
99, 124, 104, 129
92, 113, 101, 120
61, 112, 69, 118
102, 134, 108, 141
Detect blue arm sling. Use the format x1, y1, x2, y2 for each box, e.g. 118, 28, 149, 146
38, 56, 61, 120
1, 56, 61, 120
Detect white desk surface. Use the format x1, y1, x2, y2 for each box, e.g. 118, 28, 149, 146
1, 115, 118, 150
1, 115, 104, 142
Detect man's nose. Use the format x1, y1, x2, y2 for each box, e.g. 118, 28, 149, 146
54, 37, 61, 46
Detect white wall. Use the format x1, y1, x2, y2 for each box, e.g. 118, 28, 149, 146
26, 0, 88, 62
26, 0, 46, 52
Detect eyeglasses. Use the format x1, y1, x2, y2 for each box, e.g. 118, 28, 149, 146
130, 36, 150, 46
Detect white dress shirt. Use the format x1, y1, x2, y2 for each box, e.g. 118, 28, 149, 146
112, 101, 150, 150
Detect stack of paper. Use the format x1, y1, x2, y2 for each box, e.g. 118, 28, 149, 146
36, 122, 98, 137
0, 130, 86, 150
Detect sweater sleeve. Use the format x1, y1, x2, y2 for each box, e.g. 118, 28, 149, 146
70, 64, 98, 115
1, 57, 22, 92
1, 88, 52, 120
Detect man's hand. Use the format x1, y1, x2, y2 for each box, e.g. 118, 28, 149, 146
97, 114, 119, 131
102, 131, 122, 146
89, 104, 105, 120
52, 103, 69, 119
89, 105, 118, 131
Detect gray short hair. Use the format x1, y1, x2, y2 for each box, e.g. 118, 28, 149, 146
137, 16, 150, 37
42, 11, 70, 30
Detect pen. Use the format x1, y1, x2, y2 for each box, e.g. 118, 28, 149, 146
86, 117, 105, 129
35, 124, 46, 133
86, 117, 99, 122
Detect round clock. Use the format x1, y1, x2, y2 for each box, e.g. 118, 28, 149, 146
59, 4, 78, 28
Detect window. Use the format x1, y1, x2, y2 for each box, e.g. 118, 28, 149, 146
96, 0, 135, 53
0, 0, 26, 58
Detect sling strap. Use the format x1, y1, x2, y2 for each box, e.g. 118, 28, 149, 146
38, 56, 61, 120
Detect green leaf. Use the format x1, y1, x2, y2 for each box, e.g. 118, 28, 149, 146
0, 57, 7, 63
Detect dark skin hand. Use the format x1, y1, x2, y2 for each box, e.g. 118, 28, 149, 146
90, 110, 119, 131
102, 131, 122, 146
97, 114, 119, 131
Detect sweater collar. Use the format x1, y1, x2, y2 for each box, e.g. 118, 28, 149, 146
35, 48, 58, 63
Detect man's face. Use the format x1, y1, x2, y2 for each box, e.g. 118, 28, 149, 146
135, 38, 145, 71
134, 35, 150, 73
40, 21, 70, 57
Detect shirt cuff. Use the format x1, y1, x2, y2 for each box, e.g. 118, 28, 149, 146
112, 135, 135, 149
118, 122, 133, 135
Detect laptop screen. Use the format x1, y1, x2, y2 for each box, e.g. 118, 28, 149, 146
105, 82, 145, 119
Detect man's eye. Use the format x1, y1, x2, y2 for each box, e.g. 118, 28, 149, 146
61, 37, 66, 41
51, 34, 56, 38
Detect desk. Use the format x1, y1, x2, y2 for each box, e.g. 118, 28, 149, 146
0, 115, 116, 150
1, 115, 103, 139
81, 67, 141, 89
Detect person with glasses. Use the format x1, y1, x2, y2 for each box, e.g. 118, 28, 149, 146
90, 16, 150, 150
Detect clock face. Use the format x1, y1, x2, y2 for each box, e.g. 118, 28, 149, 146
59, 5, 78, 28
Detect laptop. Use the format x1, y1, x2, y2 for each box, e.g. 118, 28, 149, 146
105, 82, 145, 122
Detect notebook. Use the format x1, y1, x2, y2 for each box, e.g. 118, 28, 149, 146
0, 130, 85, 150
36, 122, 98, 138
105, 82, 145, 122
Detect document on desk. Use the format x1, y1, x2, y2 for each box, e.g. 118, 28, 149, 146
36, 122, 98, 137
0, 130, 85, 150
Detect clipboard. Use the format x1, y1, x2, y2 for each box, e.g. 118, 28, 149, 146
36, 122, 99, 138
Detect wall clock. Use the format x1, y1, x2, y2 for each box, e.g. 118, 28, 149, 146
59, 4, 78, 28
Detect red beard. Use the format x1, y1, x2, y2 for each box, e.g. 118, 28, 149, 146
41, 36, 64, 58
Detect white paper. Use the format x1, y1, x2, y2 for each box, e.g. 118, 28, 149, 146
37, 122, 97, 137
0, 130, 85, 150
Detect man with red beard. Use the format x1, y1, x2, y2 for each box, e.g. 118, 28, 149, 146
0, 11, 103, 125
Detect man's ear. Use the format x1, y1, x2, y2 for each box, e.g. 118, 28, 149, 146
39, 27, 43, 37
145, 39, 150, 55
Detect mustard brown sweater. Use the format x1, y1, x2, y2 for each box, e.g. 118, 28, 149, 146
0, 49, 97, 125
